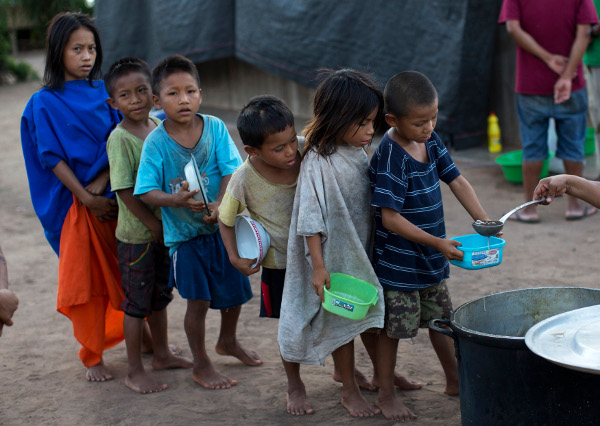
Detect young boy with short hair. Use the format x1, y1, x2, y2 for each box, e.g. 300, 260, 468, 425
105, 57, 192, 394
134, 54, 261, 390
217, 95, 312, 415
369, 71, 492, 420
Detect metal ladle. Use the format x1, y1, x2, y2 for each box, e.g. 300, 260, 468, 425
472, 197, 561, 237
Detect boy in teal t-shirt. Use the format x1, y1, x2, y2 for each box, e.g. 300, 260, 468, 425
134, 54, 261, 390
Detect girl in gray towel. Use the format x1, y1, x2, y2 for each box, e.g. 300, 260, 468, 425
278, 69, 386, 417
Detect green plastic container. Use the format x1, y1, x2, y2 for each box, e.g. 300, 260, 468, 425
495, 150, 554, 184
585, 127, 596, 156
322, 273, 379, 320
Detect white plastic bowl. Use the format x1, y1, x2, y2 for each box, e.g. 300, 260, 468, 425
183, 156, 209, 204
234, 216, 271, 268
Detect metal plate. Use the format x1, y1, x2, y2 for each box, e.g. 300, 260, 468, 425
190, 155, 209, 207
525, 304, 600, 375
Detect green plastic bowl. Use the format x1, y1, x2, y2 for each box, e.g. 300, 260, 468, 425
322, 273, 379, 320
495, 150, 554, 184
585, 127, 596, 156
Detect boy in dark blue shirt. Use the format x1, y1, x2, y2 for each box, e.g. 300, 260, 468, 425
369, 71, 492, 420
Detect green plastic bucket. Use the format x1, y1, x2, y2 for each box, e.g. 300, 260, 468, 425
322, 273, 379, 320
585, 127, 596, 156
495, 150, 554, 184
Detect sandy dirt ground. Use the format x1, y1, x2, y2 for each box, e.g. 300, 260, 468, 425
1, 75, 599, 426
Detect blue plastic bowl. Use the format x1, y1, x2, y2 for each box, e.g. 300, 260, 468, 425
449, 234, 506, 270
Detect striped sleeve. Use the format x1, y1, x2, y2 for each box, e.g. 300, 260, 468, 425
432, 135, 460, 184
369, 138, 407, 213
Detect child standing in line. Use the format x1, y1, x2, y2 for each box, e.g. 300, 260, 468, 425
369, 71, 492, 420
218, 95, 312, 415
105, 57, 193, 394
134, 54, 261, 390
278, 69, 385, 418
20, 13, 124, 381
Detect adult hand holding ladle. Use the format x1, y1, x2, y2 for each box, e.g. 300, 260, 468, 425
472, 196, 563, 237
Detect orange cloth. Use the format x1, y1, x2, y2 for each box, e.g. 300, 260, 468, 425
57, 196, 125, 367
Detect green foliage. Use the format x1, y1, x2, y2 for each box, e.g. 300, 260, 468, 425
0, 0, 91, 83
0, 1, 11, 72
5, 56, 38, 81
21, 0, 94, 43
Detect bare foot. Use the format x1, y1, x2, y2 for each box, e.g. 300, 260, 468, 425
152, 352, 193, 370
372, 372, 423, 391
215, 341, 262, 366
377, 394, 417, 421
333, 368, 377, 391
192, 365, 238, 390
341, 387, 380, 417
142, 343, 183, 356
286, 388, 314, 416
445, 382, 460, 396
124, 371, 168, 394
85, 360, 113, 382
168, 344, 183, 356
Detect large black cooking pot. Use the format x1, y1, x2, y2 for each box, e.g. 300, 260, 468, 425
430, 287, 600, 426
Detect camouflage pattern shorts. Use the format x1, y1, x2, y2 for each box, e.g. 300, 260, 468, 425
383, 281, 453, 339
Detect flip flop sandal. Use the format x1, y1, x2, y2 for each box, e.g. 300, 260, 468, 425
566, 205, 598, 221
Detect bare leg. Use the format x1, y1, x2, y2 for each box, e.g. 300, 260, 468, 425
141, 320, 153, 353
147, 308, 192, 370
185, 299, 237, 389
376, 332, 417, 420
141, 319, 183, 356
85, 359, 113, 382
215, 305, 262, 366
332, 335, 376, 391
563, 160, 595, 216
332, 341, 380, 417
429, 328, 459, 396
514, 160, 543, 221
122, 314, 168, 393
283, 358, 314, 416
360, 332, 422, 391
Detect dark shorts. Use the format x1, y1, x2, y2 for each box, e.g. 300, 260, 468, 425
516, 89, 587, 162
260, 267, 286, 318
117, 240, 173, 318
169, 231, 253, 309
383, 281, 453, 339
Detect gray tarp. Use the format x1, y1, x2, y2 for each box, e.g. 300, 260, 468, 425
95, 0, 502, 149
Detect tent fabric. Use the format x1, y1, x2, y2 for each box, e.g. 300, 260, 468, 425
95, 0, 503, 149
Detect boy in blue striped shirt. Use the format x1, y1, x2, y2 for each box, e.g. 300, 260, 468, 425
369, 71, 491, 420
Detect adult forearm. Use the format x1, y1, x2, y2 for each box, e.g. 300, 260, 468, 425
561, 24, 591, 80
565, 176, 600, 208
506, 21, 552, 63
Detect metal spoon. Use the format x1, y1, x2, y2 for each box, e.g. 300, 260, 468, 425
472, 196, 562, 236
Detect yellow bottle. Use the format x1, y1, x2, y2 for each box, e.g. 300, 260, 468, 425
488, 112, 502, 153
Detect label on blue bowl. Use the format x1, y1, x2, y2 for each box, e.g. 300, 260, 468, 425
332, 299, 354, 312
471, 249, 500, 266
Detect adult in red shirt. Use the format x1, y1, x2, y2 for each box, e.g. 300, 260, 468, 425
499, 0, 599, 222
